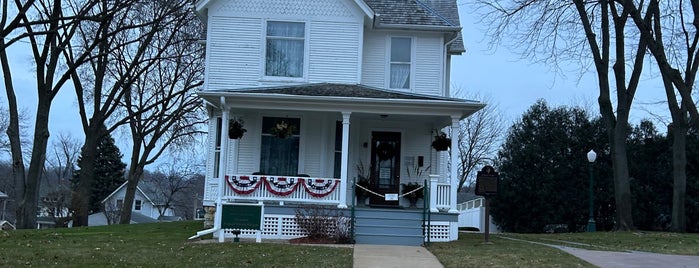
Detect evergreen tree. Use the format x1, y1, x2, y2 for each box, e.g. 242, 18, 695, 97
73, 128, 126, 214
491, 100, 614, 232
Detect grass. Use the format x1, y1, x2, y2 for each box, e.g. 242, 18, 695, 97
0, 221, 353, 268
506, 231, 699, 255
428, 233, 595, 267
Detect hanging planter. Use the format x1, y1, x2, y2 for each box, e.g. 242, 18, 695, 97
228, 118, 247, 139
270, 120, 297, 139
431, 132, 451, 151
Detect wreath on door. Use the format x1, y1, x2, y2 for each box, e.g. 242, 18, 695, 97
376, 142, 395, 160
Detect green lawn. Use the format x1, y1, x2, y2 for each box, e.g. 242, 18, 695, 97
428, 233, 595, 267
0, 221, 353, 267
506, 231, 699, 255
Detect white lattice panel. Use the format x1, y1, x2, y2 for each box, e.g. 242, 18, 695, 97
426, 221, 452, 242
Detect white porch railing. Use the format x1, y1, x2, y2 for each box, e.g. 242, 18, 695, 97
221, 175, 341, 205
429, 175, 452, 212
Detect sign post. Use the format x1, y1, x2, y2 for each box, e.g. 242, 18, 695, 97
475, 165, 499, 243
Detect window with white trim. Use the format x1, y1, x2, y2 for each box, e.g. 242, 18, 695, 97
260, 117, 300, 176
135, 200, 142, 211
265, 21, 305, 78
389, 37, 412, 89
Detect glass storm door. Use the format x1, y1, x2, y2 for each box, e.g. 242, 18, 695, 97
369, 131, 401, 207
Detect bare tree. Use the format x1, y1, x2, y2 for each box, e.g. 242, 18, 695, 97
116, 2, 205, 224
46, 132, 81, 180
66, 0, 199, 226
0, 0, 104, 229
141, 162, 198, 218
452, 90, 505, 191
621, 0, 699, 232
476, 0, 648, 230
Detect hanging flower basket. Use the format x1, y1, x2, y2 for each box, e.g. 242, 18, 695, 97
431, 132, 451, 151
228, 119, 247, 139
270, 120, 297, 139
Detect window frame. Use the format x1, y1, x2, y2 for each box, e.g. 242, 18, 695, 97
262, 20, 308, 81
259, 116, 302, 176
213, 117, 222, 179
386, 36, 414, 90
135, 200, 142, 211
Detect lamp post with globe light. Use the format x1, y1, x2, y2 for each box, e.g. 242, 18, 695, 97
586, 149, 597, 232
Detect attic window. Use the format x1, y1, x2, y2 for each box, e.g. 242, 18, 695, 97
135, 200, 142, 211
265, 21, 305, 78
389, 37, 412, 89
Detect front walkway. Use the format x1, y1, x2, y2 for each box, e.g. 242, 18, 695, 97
503, 236, 699, 268
353, 244, 443, 268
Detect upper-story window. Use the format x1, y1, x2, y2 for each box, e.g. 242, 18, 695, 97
389, 37, 412, 89
265, 21, 305, 78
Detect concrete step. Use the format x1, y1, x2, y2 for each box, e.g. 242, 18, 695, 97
355, 233, 424, 246
355, 224, 422, 236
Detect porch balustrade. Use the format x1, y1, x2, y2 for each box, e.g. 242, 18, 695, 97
429, 175, 452, 212
220, 175, 341, 205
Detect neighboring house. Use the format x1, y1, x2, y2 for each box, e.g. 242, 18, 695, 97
89, 182, 175, 226
195, 0, 484, 245
0, 190, 8, 222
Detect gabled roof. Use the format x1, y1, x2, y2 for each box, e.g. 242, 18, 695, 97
100, 182, 155, 206
364, 0, 465, 54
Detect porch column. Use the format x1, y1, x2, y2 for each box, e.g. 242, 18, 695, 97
338, 112, 351, 209
215, 97, 230, 242
449, 116, 459, 213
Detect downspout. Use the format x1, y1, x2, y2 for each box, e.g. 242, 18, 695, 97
443, 32, 459, 97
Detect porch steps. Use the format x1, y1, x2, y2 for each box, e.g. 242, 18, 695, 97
354, 208, 424, 246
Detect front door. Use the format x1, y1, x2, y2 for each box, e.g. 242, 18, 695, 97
369, 131, 401, 207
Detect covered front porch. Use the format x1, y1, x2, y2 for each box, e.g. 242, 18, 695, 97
198, 83, 483, 243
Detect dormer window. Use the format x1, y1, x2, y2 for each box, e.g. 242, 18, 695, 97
389, 37, 412, 89
265, 21, 305, 78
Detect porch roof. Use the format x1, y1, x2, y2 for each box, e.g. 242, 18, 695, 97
198, 83, 485, 121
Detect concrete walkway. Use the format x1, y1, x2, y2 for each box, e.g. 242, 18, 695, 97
353, 244, 443, 268
503, 236, 699, 268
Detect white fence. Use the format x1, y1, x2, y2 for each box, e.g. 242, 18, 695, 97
457, 198, 498, 232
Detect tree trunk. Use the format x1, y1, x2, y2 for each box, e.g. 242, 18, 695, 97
610, 126, 634, 231
670, 121, 687, 232
71, 126, 100, 227
119, 164, 144, 224
1, 47, 27, 228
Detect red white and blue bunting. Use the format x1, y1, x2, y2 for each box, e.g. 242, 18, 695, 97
264, 177, 299, 196
302, 178, 339, 198
225, 175, 339, 197
226, 175, 263, 195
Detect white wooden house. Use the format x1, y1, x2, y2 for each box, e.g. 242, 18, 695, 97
89, 182, 175, 226
195, 0, 484, 245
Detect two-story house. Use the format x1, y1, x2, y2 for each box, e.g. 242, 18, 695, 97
194, 0, 484, 246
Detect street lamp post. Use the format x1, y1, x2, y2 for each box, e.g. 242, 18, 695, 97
586, 149, 597, 232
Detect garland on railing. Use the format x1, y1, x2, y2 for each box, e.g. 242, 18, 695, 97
226, 175, 263, 194
264, 177, 299, 196
302, 178, 339, 198
225, 175, 338, 197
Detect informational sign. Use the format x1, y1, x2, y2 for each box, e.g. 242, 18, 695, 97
475, 165, 499, 196
385, 193, 399, 201
221, 204, 262, 230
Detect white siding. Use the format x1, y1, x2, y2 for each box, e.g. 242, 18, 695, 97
361, 31, 385, 88
361, 31, 446, 96
414, 35, 444, 95
203, 114, 219, 205
302, 114, 324, 176
204, 0, 364, 90
308, 21, 361, 84
236, 113, 261, 174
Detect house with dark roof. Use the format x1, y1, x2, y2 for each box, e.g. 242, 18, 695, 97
88, 181, 175, 226
194, 0, 484, 246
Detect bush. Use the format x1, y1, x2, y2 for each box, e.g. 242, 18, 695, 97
294, 205, 352, 243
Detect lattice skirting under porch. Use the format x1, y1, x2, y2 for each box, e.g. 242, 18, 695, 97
220, 214, 458, 242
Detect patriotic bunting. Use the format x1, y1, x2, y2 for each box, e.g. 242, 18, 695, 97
302, 178, 339, 198
264, 177, 299, 196
226, 175, 263, 194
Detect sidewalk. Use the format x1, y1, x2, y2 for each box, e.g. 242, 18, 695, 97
353, 244, 443, 268
503, 236, 699, 268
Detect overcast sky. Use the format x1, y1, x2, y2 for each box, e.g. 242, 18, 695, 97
1, 3, 672, 163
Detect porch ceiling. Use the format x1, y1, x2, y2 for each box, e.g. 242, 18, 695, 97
198, 83, 485, 124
